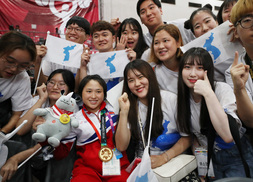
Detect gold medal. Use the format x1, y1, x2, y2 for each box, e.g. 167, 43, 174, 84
99, 146, 113, 162
59, 114, 70, 124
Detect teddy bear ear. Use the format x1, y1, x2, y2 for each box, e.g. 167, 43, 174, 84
61, 90, 65, 95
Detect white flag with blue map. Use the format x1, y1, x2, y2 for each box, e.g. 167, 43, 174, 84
127, 147, 158, 182
88, 50, 129, 79
180, 21, 244, 66
43, 35, 83, 68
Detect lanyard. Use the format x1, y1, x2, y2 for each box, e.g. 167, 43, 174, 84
245, 53, 253, 80
81, 108, 115, 146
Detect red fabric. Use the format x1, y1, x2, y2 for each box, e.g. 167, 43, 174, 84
0, 0, 99, 39
71, 131, 130, 181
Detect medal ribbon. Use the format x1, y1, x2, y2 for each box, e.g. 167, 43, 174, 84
52, 105, 73, 116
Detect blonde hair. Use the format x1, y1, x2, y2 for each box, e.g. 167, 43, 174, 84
230, 0, 253, 25
149, 24, 183, 65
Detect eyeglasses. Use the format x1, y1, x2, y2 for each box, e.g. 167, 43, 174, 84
66, 26, 85, 33
2, 58, 30, 72
236, 15, 253, 29
47, 80, 66, 89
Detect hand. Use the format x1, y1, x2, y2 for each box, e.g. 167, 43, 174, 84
0, 158, 18, 182
194, 71, 212, 97
111, 17, 121, 31
118, 92, 130, 114
116, 36, 127, 51
81, 46, 90, 68
32, 116, 45, 131
150, 153, 167, 169
36, 83, 48, 102
36, 45, 47, 59
126, 48, 137, 62
231, 51, 250, 91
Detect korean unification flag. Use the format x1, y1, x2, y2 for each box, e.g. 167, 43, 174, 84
127, 147, 158, 182
180, 21, 244, 66
88, 50, 129, 79
43, 35, 83, 68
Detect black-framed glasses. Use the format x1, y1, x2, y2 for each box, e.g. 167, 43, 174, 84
2, 58, 30, 72
236, 15, 253, 29
66, 26, 85, 33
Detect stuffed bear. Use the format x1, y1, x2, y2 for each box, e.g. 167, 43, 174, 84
32, 92, 79, 147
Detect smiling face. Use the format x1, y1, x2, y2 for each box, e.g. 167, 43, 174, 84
0, 49, 31, 78
139, 0, 163, 31
47, 73, 69, 104
65, 23, 88, 44
127, 69, 149, 105
82, 80, 104, 113
192, 10, 218, 38
182, 60, 205, 89
122, 24, 139, 49
92, 30, 115, 52
222, 2, 237, 22
235, 12, 253, 52
153, 29, 180, 63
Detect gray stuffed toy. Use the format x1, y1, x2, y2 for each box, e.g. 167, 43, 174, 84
32, 92, 79, 147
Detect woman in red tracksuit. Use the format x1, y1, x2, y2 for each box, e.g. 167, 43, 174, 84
53, 75, 129, 181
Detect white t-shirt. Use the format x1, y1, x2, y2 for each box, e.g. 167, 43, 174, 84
154, 64, 178, 94
190, 82, 244, 149
144, 19, 195, 47
0, 71, 32, 111
42, 61, 78, 77
136, 90, 187, 156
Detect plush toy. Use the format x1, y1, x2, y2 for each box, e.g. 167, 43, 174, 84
32, 92, 79, 147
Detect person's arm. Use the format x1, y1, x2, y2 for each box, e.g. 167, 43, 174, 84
115, 92, 131, 152
194, 71, 233, 143
150, 136, 191, 169
76, 46, 90, 91
1, 111, 23, 134
34, 45, 48, 87
126, 48, 137, 62
16, 84, 48, 135
231, 52, 253, 127
0, 144, 41, 182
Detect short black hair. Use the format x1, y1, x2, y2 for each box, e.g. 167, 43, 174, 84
78, 74, 107, 99
66, 16, 90, 35
136, 0, 161, 17
91, 20, 115, 36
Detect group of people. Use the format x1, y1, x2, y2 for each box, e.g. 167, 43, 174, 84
1, 0, 253, 181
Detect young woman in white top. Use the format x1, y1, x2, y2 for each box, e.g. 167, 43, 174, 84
177, 47, 253, 180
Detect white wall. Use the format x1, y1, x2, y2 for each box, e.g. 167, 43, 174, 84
100, 0, 223, 34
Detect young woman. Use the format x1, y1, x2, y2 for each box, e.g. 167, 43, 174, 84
53, 75, 129, 181
1, 69, 78, 182
115, 59, 191, 169
116, 18, 149, 61
217, 0, 238, 25
0, 31, 36, 134
149, 24, 184, 94
177, 47, 253, 180
16, 69, 78, 135
184, 4, 218, 38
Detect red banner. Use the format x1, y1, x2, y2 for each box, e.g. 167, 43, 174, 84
0, 0, 99, 42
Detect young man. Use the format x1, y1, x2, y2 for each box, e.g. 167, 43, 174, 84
79, 20, 122, 90
34, 16, 90, 87
228, 0, 253, 128
136, 0, 195, 47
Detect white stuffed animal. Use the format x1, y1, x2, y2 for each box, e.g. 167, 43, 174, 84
32, 92, 78, 147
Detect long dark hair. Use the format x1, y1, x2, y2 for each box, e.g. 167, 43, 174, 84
122, 59, 163, 142
177, 48, 215, 135
117, 18, 148, 59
